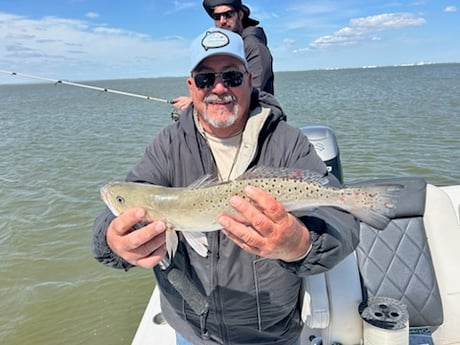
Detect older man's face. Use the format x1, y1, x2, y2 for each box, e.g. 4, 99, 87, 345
188, 54, 252, 137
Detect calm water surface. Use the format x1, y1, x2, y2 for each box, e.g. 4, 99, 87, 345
1, 63, 459, 344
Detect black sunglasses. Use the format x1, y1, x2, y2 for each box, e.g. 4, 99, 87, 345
193, 71, 246, 89
211, 10, 236, 20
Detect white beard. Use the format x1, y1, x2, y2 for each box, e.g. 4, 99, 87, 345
202, 100, 239, 129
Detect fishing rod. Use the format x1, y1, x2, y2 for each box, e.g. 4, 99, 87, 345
0, 70, 175, 104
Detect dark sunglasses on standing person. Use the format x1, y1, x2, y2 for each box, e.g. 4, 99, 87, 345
193, 71, 246, 89
211, 10, 236, 20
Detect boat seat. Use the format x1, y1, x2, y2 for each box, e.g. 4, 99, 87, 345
301, 177, 460, 345
358, 181, 460, 345
440, 185, 460, 224
422, 184, 460, 345
357, 177, 443, 326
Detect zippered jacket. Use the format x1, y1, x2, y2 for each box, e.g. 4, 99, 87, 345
92, 90, 360, 345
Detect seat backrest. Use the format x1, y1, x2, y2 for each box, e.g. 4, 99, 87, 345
355, 177, 444, 328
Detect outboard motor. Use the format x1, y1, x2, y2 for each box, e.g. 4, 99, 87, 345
300, 125, 343, 183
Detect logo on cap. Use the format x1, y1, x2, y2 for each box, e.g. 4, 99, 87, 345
201, 30, 230, 51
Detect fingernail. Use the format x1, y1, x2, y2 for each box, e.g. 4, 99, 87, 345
245, 185, 256, 196
154, 222, 165, 231
229, 196, 239, 207
218, 216, 229, 228
136, 208, 146, 218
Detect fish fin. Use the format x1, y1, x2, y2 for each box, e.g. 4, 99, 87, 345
166, 228, 179, 258
347, 184, 404, 230
239, 166, 329, 185
187, 174, 219, 189
182, 231, 209, 257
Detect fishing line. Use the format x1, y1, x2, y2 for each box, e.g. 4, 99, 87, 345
0, 70, 175, 104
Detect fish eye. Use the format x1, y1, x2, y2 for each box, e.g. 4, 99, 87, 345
116, 195, 125, 204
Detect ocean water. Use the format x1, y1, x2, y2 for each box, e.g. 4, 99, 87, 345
1, 63, 459, 344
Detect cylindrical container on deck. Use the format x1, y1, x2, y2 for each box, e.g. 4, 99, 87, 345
359, 297, 409, 345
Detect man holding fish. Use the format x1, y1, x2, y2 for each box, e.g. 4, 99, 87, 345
93, 28, 364, 345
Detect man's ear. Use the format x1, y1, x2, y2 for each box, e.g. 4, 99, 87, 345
186, 77, 195, 95
237, 9, 245, 21
247, 71, 253, 88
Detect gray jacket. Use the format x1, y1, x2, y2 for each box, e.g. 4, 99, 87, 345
242, 26, 274, 95
92, 91, 359, 344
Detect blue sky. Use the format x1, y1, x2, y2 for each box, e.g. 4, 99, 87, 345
0, 0, 459, 83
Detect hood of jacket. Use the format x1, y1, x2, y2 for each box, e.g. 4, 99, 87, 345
241, 25, 268, 45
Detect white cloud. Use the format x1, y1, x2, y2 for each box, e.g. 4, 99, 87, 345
298, 12, 425, 51
85, 12, 100, 19
444, 6, 457, 13
0, 12, 189, 80
283, 38, 296, 46
171, 1, 196, 12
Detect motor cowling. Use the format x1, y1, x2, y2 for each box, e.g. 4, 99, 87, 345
300, 125, 343, 184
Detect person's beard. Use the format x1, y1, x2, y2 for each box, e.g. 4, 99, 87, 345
202, 94, 239, 129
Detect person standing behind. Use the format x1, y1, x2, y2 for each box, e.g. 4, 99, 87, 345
205, 0, 274, 95
172, 0, 274, 110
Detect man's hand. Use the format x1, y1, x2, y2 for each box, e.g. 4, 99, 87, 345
171, 96, 192, 111
218, 186, 311, 261
107, 208, 168, 268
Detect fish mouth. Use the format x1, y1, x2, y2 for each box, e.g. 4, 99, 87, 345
100, 185, 109, 202
99, 184, 121, 216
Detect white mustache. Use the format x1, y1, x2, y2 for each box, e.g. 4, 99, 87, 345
204, 94, 236, 104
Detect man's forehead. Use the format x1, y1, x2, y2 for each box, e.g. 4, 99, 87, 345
195, 55, 244, 71
213, 5, 235, 12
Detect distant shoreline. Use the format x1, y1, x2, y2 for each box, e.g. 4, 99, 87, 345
1, 62, 459, 86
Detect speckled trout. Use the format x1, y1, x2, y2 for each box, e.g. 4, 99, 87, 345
100, 167, 403, 257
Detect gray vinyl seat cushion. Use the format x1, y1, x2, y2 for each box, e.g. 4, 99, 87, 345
353, 177, 443, 327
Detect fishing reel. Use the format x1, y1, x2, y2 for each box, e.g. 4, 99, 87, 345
170, 109, 181, 122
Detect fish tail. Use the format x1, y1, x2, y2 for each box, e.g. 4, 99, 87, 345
345, 184, 404, 230
166, 228, 179, 258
